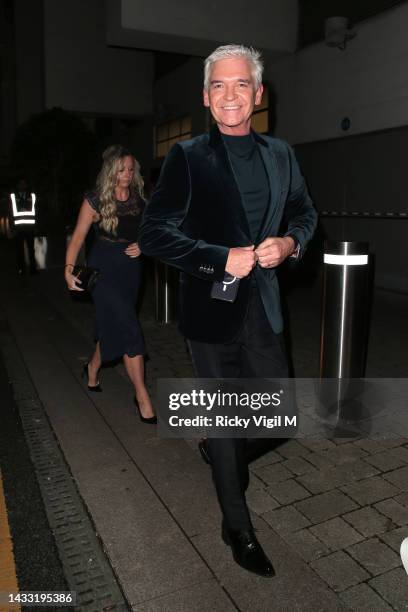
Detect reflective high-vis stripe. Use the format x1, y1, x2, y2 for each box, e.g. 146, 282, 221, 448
323, 254, 368, 266
10, 193, 36, 217
10, 193, 36, 225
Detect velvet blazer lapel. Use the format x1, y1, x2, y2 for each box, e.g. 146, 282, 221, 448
253, 132, 282, 244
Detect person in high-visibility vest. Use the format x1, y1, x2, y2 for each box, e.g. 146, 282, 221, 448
9, 177, 37, 274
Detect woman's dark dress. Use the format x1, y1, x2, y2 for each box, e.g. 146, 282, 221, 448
85, 190, 146, 363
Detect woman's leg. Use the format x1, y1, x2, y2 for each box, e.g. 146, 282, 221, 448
88, 342, 102, 386
123, 354, 155, 418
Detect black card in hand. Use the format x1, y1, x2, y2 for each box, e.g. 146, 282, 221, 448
211, 274, 239, 302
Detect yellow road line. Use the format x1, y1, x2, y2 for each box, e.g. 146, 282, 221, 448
0, 470, 20, 611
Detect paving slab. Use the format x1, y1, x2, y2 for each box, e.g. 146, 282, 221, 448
389, 446, 408, 462
310, 551, 370, 592
298, 461, 379, 495
317, 444, 368, 466
266, 478, 311, 505
374, 498, 408, 526
331, 437, 359, 445
262, 506, 311, 533
341, 476, 400, 505
343, 507, 394, 538
80, 467, 212, 605
309, 517, 364, 551
303, 452, 337, 470
378, 439, 408, 449
364, 449, 408, 472
276, 440, 312, 459
346, 537, 401, 576
282, 528, 330, 563
297, 439, 337, 452
249, 450, 282, 469
131, 580, 236, 612
339, 583, 394, 611
383, 466, 408, 491
394, 492, 408, 507
353, 439, 390, 455
282, 455, 317, 476
114, 432, 223, 537
294, 490, 359, 524
245, 486, 280, 515
379, 526, 408, 553
368, 568, 408, 611
251, 462, 293, 485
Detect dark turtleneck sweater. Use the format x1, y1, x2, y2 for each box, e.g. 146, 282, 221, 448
222, 132, 270, 244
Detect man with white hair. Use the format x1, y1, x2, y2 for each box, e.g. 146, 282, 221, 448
139, 44, 317, 577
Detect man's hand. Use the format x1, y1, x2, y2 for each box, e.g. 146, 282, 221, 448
225, 246, 256, 278
255, 237, 295, 268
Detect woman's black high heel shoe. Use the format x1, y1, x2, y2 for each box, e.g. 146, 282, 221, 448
134, 397, 157, 424
82, 363, 102, 392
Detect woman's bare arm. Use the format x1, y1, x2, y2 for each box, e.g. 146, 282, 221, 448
65, 199, 98, 291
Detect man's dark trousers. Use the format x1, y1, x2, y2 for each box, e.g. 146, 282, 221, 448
189, 285, 289, 531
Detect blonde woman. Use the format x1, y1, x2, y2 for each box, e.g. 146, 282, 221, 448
65, 145, 156, 423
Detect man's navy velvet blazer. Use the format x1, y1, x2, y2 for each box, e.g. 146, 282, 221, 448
139, 125, 317, 343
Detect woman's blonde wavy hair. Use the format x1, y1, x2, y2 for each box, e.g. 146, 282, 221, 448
95, 144, 144, 235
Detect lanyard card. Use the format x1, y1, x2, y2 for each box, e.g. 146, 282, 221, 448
211, 274, 239, 302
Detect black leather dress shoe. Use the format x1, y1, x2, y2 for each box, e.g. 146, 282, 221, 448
198, 439, 211, 465
222, 523, 275, 577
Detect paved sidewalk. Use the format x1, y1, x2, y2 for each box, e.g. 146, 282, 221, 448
1, 245, 408, 611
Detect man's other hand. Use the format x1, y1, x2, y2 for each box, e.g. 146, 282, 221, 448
255, 237, 295, 268
225, 246, 256, 278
